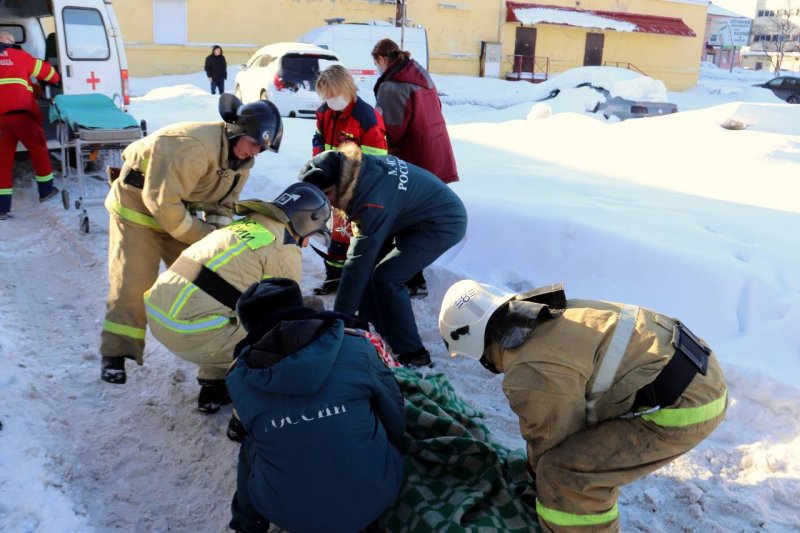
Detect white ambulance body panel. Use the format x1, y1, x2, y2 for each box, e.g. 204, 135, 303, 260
298, 22, 428, 104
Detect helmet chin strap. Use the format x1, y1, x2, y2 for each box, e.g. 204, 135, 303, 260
479, 354, 501, 374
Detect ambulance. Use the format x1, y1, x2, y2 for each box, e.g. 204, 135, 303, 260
0, 0, 130, 147
298, 20, 428, 103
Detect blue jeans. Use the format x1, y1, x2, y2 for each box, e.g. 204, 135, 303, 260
210, 79, 225, 95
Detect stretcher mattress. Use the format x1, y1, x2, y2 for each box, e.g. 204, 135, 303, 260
49, 93, 140, 131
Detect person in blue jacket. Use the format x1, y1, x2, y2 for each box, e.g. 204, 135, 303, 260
226, 277, 406, 533
300, 144, 467, 368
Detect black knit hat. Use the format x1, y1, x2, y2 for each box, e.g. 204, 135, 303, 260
236, 278, 303, 334
298, 150, 343, 191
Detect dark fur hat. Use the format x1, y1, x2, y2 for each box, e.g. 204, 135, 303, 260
236, 278, 303, 334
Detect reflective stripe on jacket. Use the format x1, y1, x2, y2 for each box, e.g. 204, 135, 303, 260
0, 44, 60, 115
105, 121, 253, 244
312, 96, 387, 157
144, 214, 301, 347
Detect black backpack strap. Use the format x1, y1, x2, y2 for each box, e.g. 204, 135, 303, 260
169, 255, 242, 310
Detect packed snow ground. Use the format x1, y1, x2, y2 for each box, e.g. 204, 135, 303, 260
1, 64, 799, 532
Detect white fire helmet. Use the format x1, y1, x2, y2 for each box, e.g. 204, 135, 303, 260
438, 280, 516, 360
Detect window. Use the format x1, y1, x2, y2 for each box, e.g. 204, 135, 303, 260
63, 8, 110, 60
767, 78, 784, 87
258, 55, 274, 68
0, 25, 24, 43
153, 0, 186, 45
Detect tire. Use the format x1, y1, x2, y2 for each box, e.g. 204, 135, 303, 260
788, 95, 800, 104
61, 189, 70, 211
80, 215, 90, 234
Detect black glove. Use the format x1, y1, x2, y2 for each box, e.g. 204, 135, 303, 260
351, 315, 371, 331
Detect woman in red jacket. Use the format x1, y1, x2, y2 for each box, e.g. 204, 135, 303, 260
311, 65, 387, 295
372, 39, 460, 296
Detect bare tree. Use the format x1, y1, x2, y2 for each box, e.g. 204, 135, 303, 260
754, 0, 800, 71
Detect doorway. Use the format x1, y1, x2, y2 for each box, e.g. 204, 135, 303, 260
513, 27, 537, 75
583, 33, 604, 66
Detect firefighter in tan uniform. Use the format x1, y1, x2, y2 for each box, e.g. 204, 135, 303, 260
144, 183, 332, 413
439, 280, 727, 533
100, 96, 283, 385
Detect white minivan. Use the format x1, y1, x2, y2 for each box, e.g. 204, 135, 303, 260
0, 0, 130, 148
298, 20, 428, 102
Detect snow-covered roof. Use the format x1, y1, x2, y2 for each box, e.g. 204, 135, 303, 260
505, 2, 697, 37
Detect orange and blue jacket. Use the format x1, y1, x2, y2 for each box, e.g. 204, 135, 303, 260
313, 96, 387, 246
0, 43, 60, 115
312, 96, 387, 157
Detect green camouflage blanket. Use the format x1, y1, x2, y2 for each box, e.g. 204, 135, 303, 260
381, 368, 540, 532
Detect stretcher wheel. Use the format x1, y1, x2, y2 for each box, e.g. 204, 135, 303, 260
75, 199, 81, 209
61, 189, 70, 211
80, 215, 90, 234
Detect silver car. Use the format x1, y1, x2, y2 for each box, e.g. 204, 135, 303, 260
599, 96, 678, 120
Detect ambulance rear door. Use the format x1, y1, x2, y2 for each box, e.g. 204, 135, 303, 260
52, 0, 126, 108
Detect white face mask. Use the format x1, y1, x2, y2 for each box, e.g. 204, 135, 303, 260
325, 95, 350, 112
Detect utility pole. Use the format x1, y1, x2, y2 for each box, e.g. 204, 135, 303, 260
395, 0, 407, 49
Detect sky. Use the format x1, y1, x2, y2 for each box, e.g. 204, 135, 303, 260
711, 0, 758, 18
0, 64, 799, 532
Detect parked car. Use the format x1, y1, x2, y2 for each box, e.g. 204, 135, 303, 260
599, 96, 678, 120
539, 67, 678, 121
754, 76, 800, 104
234, 42, 340, 117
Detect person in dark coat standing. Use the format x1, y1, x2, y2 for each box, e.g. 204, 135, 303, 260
372, 38, 457, 184
300, 144, 467, 368
204, 45, 227, 95
372, 38, 459, 297
226, 277, 406, 533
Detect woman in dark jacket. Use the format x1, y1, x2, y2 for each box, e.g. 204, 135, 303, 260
204, 45, 227, 95
226, 278, 406, 533
372, 38, 457, 184
300, 145, 467, 368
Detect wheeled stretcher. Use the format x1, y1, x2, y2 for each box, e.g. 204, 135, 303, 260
49, 93, 145, 233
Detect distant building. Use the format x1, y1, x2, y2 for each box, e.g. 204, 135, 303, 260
741, 0, 800, 71
113, 0, 708, 90
704, 4, 752, 70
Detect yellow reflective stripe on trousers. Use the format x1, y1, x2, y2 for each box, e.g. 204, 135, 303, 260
103, 320, 146, 340
36, 173, 53, 183
361, 145, 388, 156
0, 188, 12, 195
642, 389, 728, 427
109, 201, 162, 231
536, 499, 618, 527
0, 78, 34, 91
